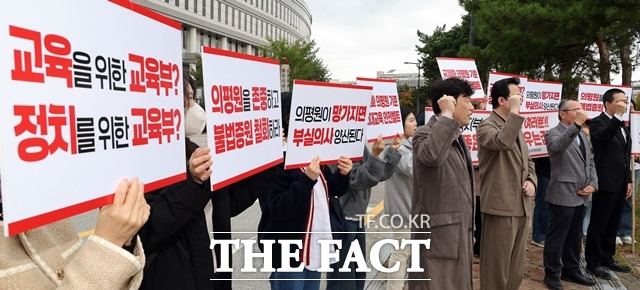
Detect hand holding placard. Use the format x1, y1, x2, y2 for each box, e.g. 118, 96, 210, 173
189, 147, 213, 184
95, 178, 149, 247
337, 156, 353, 176
304, 156, 321, 181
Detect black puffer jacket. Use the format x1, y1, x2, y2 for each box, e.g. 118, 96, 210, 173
138, 138, 275, 289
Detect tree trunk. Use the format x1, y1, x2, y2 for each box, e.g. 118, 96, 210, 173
596, 38, 611, 84
620, 43, 632, 86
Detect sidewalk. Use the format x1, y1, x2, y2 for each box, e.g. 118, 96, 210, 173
363, 202, 632, 290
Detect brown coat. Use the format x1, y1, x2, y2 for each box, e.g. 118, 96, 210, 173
409, 116, 474, 290
477, 112, 537, 217
0, 219, 144, 289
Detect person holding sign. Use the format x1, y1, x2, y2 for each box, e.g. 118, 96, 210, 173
327, 134, 402, 290
477, 77, 537, 290
542, 99, 597, 289
383, 106, 417, 290
258, 91, 353, 290
585, 88, 632, 278
0, 178, 149, 289
138, 77, 276, 290
409, 77, 475, 290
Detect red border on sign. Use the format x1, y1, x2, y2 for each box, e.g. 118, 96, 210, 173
356, 77, 397, 83
7, 172, 186, 236
528, 79, 564, 85
579, 82, 632, 89
202, 46, 280, 65
294, 79, 372, 91
367, 134, 398, 143
436, 57, 477, 61
285, 156, 364, 170
109, 0, 181, 30
490, 71, 528, 79
212, 158, 284, 190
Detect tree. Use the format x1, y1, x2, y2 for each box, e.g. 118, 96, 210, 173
259, 37, 331, 90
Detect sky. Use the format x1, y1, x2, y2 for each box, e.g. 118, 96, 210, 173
305, 1, 638, 85
306, 0, 467, 82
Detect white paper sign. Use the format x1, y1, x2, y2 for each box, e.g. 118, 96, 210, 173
631, 112, 640, 155
524, 80, 563, 111
577, 83, 632, 120
356, 77, 403, 142
436, 57, 485, 100
521, 111, 560, 158
0, 0, 185, 236
486, 72, 528, 111
284, 80, 372, 169
423, 108, 557, 162
201, 47, 284, 190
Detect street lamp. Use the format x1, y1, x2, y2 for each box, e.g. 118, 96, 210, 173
404, 61, 421, 113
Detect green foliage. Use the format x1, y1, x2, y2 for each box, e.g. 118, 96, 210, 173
259, 37, 331, 90
420, 0, 640, 98
190, 53, 203, 88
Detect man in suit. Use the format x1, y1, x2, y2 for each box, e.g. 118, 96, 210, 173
585, 88, 632, 278
477, 77, 537, 290
542, 99, 597, 290
410, 77, 475, 290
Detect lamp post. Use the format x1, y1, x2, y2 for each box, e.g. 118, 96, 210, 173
404, 61, 421, 113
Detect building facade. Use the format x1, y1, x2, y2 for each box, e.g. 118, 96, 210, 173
134, 0, 312, 67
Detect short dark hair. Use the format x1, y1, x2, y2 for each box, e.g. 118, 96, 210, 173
429, 77, 474, 115
602, 88, 625, 107
399, 106, 414, 127
490, 77, 520, 108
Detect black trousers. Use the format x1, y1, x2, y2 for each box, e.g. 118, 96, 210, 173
585, 189, 626, 268
543, 203, 586, 278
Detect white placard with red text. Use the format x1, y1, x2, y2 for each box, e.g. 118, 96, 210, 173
524, 80, 562, 111
577, 83, 632, 120
0, 0, 185, 236
423, 108, 558, 162
486, 72, 528, 111
631, 112, 640, 155
201, 47, 284, 190
436, 57, 485, 101
284, 80, 372, 169
356, 77, 403, 142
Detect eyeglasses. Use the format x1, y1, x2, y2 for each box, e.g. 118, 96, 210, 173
561, 108, 581, 112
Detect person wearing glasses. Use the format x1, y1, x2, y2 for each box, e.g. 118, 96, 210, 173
476, 77, 537, 290
541, 99, 597, 289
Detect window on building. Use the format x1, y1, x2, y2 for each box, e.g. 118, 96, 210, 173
185, 0, 188, 11
231, 7, 235, 27
202, 0, 205, 16
199, 32, 204, 47
182, 27, 188, 49
175, 0, 179, 7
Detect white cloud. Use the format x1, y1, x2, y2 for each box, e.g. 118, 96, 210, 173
306, 0, 467, 81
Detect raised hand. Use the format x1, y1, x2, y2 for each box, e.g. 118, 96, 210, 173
372, 134, 385, 157
189, 147, 213, 184
508, 94, 523, 114
337, 155, 353, 175
438, 95, 456, 115
304, 156, 321, 181
95, 178, 150, 247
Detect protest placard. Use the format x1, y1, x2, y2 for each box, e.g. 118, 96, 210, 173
577, 83, 632, 120
436, 57, 485, 101
631, 111, 640, 156
0, 0, 185, 236
424, 108, 557, 162
201, 47, 284, 190
524, 80, 562, 111
486, 72, 528, 111
284, 80, 372, 169
356, 77, 403, 142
